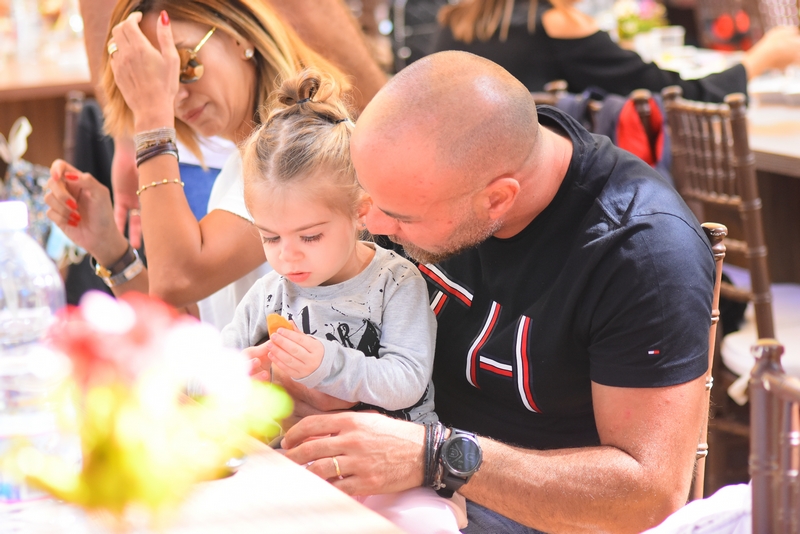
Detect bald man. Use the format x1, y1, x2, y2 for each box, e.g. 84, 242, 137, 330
282, 51, 714, 533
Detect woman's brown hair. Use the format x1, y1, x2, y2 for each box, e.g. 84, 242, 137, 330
241, 68, 362, 218
438, 0, 545, 43
101, 0, 350, 160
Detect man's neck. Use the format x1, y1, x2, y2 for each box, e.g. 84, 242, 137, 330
492, 126, 573, 239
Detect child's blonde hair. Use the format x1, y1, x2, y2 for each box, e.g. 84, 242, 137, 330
241, 68, 362, 218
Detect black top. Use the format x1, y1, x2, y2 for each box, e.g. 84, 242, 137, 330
421, 106, 714, 449
432, 1, 747, 102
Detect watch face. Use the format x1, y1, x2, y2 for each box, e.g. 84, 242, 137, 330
443, 436, 482, 476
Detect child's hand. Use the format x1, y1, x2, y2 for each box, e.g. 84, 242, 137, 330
242, 344, 271, 381
267, 328, 325, 380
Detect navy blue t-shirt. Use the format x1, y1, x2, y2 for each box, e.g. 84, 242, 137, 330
421, 106, 714, 449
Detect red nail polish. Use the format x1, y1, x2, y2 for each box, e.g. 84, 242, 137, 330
67, 219, 79, 227
160, 10, 169, 25
64, 172, 79, 181
69, 212, 81, 222
66, 198, 78, 210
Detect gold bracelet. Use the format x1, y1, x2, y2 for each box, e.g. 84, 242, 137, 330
136, 178, 185, 196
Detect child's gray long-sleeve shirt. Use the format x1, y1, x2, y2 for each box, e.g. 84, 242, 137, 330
221, 244, 437, 423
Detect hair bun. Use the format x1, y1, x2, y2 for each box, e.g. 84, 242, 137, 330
275, 68, 340, 108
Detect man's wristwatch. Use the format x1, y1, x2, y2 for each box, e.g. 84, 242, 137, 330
434, 427, 483, 497
90, 245, 143, 287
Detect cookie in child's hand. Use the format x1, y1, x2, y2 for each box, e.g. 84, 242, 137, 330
267, 313, 295, 337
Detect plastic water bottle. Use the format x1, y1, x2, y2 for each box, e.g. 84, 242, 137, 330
0, 200, 74, 530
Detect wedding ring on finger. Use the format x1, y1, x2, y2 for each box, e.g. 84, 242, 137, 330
107, 41, 119, 57
332, 456, 344, 480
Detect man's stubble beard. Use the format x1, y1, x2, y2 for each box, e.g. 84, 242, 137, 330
389, 215, 503, 265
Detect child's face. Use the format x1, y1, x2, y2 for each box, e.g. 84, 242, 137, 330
249, 183, 362, 287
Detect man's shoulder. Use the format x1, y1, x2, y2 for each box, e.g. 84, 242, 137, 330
536, 105, 698, 232
596, 161, 700, 235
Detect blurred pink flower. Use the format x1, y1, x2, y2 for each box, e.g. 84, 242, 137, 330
47, 291, 196, 388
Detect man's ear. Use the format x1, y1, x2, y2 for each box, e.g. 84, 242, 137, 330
476, 177, 520, 221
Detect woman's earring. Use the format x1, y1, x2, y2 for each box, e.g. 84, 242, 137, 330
244, 48, 254, 59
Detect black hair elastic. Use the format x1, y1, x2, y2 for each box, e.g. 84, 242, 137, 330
297, 98, 311, 104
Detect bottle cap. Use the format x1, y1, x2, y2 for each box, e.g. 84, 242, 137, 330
0, 200, 30, 230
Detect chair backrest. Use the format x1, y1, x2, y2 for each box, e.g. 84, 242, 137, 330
691, 222, 728, 501
531, 79, 568, 106
749, 339, 800, 533
662, 86, 775, 340
756, 0, 800, 29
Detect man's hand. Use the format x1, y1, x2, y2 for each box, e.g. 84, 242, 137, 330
282, 412, 425, 495
266, 328, 325, 379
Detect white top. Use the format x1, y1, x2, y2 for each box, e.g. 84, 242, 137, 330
197, 152, 272, 331
177, 136, 236, 169
642, 483, 751, 534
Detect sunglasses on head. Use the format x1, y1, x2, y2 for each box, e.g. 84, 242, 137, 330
178, 26, 216, 84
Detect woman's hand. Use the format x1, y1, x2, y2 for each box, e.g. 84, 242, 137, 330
45, 160, 130, 266
108, 10, 178, 131
742, 26, 800, 79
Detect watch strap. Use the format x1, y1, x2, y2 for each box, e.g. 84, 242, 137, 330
90, 246, 143, 287
107, 250, 144, 287
91, 245, 136, 278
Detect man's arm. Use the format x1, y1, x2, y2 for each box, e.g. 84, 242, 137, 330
282, 375, 707, 533
79, 0, 115, 95
461, 377, 707, 533
80, 0, 386, 110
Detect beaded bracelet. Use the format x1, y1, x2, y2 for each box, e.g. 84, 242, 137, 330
136, 178, 185, 196
430, 424, 447, 491
134, 127, 176, 152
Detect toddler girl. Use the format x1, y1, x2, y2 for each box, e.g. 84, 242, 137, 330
221, 69, 465, 533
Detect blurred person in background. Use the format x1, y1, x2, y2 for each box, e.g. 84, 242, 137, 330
433, 0, 800, 102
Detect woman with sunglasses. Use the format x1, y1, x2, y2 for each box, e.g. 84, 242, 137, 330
45, 0, 353, 329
